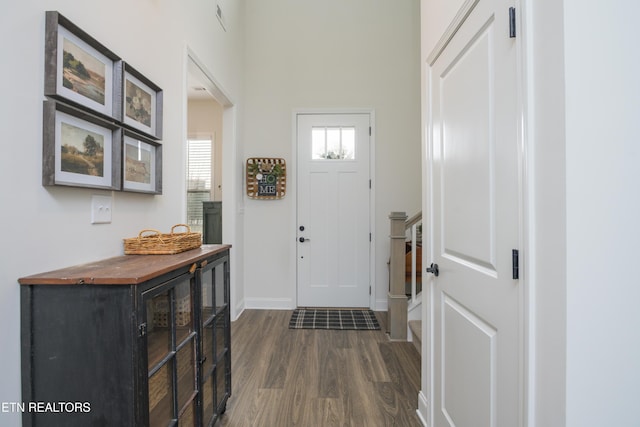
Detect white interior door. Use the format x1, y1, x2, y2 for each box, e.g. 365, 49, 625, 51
297, 113, 371, 307
428, 1, 521, 426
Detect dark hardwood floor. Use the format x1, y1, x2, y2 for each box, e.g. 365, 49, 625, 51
218, 310, 422, 427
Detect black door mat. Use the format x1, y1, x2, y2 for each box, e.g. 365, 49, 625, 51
289, 308, 381, 330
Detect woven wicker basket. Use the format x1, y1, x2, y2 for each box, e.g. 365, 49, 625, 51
124, 224, 202, 255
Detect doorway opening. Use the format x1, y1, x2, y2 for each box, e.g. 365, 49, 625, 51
185, 49, 240, 319
186, 54, 225, 236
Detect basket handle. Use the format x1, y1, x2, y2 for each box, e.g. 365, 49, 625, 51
171, 224, 191, 234
138, 229, 162, 240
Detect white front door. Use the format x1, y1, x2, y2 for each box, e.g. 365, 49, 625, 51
428, 1, 521, 426
296, 113, 371, 307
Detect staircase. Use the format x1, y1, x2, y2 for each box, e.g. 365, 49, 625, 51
387, 211, 423, 351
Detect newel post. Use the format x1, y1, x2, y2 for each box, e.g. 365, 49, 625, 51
388, 211, 408, 340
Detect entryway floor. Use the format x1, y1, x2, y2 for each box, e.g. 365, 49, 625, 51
218, 310, 422, 426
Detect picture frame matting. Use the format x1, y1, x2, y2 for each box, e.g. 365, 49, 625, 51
43, 100, 122, 190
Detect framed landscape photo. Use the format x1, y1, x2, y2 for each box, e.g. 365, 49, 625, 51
43, 100, 122, 190
122, 130, 162, 194
44, 11, 122, 120
123, 63, 163, 139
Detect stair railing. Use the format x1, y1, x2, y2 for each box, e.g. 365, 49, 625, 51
405, 212, 423, 303
387, 211, 422, 340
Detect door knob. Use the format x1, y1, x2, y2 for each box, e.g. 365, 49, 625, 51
426, 263, 439, 277
299, 237, 310, 243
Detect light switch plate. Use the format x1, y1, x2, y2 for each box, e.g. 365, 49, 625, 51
91, 195, 112, 224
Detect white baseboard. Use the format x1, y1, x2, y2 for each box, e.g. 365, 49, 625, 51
374, 298, 388, 311
244, 297, 295, 310
232, 299, 245, 321
417, 390, 429, 426
244, 297, 387, 311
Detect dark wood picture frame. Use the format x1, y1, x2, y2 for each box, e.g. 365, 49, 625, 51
123, 62, 163, 140
43, 100, 122, 190
44, 11, 122, 120
122, 130, 163, 194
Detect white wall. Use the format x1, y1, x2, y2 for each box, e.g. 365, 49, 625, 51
0, 1, 244, 424
564, 0, 640, 425
242, 0, 422, 310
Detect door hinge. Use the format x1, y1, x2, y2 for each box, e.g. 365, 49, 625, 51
512, 249, 519, 279
509, 7, 516, 38
369, 179, 372, 189
369, 233, 372, 242
138, 322, 147, 337
369, 126, 371, 136
369, 286, 372, 295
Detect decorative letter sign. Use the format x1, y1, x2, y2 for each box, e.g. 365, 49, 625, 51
246, 157, 286, 200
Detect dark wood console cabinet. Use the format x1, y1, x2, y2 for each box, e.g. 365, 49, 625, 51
19, 245, 231, 427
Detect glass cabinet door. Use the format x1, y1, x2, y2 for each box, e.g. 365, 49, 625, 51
200, 264, 216, 425
199, 257, 230, 426
144, 276, 197, 427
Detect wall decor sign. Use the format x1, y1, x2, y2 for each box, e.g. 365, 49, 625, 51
123, 63, 163, 140
246, 157, 286, 199
43, 100, 121, 190
44, 11, 122, 120
42, 11, 164, 194
123, 130, 162, 194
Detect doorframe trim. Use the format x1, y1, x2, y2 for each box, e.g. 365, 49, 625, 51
516, 1, 534, 425
291, 108, 376, 309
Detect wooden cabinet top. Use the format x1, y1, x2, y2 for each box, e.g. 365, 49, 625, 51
18, 244, 231, 286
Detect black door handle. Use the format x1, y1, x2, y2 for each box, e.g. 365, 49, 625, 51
299, 237, 310, 243
426, 263, 439, 277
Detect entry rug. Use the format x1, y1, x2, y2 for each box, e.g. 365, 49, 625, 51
289, 309, 381, 330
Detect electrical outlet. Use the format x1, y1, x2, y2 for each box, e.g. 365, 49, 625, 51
91, 195, 112, 224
